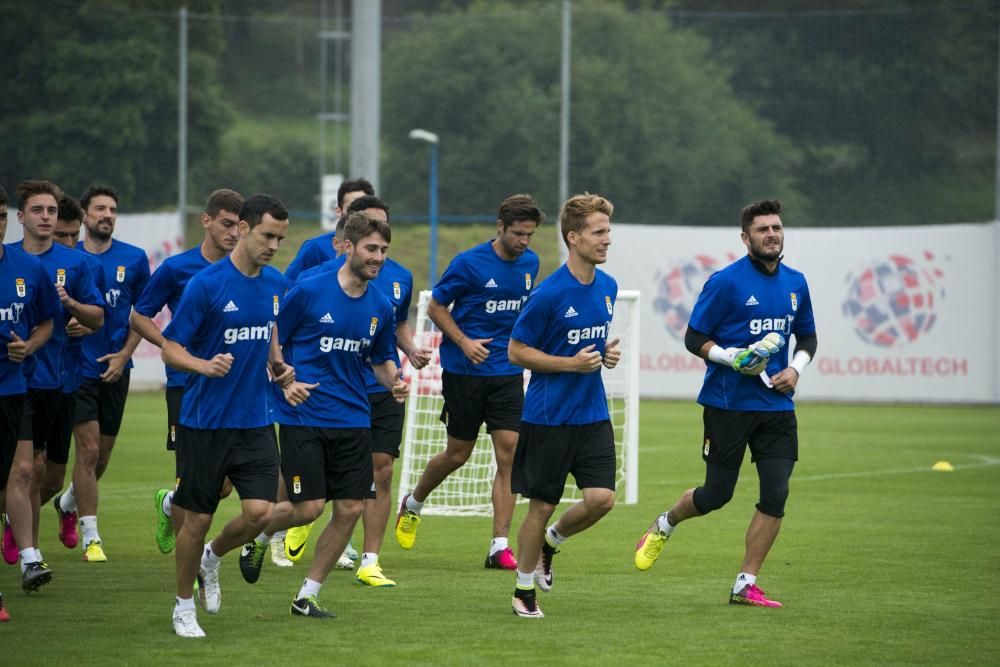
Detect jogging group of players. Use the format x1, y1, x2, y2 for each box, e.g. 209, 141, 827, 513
0, 177, 817, 635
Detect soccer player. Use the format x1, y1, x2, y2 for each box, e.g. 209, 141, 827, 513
632, 199, 817, 609
292, 197, 431, 586
506, 193, 621, 618
0, 184, 61, 592
238, 211, 406, 618
395, 194, 543, 570
53, 185, 150, 562
283, 177, 374, 282
131, 189, 243, 557
161, 193, 292, 638
5, 181, 103, 582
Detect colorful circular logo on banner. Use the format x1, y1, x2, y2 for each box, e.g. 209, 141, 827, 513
842, 252, 945, 348
652, 255, 726, 341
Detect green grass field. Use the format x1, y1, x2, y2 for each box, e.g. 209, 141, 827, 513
3, 395, 999, 665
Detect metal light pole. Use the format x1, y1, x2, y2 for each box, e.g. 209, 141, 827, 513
409, 129, 440, 283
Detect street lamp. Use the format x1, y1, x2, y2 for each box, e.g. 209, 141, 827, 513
409, 129, 440, 283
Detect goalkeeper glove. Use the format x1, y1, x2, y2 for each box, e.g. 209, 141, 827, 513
732, 332, 785, 376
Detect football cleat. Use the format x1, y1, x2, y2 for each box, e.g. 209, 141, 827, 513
394, 494, 421, 550
344, 541, 359, 562
634, 526, 669, 571
484, 547, 518, 570
239, 539, 266, 584
512, 587, 544, 618
335, 551, 355, 570
197, 566, 221, 614
534, 541, 557, 592
53, 497, 79, 549
730, 583, 783, 608
22, 561, 53, 593
1, 515, 18, 565
0, 593, 9, 622
284, 521, 315, 562
173, 606, 205, 638
291, 595, 335, 619
355, 562, 396, 587
83, 540, 107, 563
270, 538, 294, 567
154, 489, 175, 555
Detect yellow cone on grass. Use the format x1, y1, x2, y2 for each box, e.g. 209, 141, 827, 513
932, 461, 954, 472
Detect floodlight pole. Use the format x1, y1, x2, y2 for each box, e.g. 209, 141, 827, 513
409, 129, 440, 283
178, 6, 188, 228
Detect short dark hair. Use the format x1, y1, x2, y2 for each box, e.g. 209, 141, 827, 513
16, 180, 62, 210
740, 199, 783, 232
0, 186, 6, 207
341, 211, 391, 247
80, 185, 119, 211
239, 193, 289, 228
345, 194, 389, 219
205, 188, 244, 218
498, 194, 544, 229
338, 177, 375, 208
58, 195, 84, 223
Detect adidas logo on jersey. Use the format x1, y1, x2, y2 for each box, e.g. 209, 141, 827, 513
319, 313, 334, 323
745, 295, 759, 306
484, 278, 498, 288
564, 306, 578, 318
223, 300, 239, 312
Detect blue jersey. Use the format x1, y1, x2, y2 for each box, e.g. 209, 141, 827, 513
284, 232, 336, 282
511, 264, 618, 426
78, 239, 150, 379
274, 272, 396, 428
0, 246, 62, 396
134, 247, 214, 388
62, 253, 105, 393
9, 242, 104, 390
163, 258, 286, 429
298, 255, 413, 395
688, 255, 816, 411
432, 241, 539, 376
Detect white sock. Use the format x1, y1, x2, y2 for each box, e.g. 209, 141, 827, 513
546, 525, 566, 547
733, 572, 756, 594
202, 544, 221, 569
60, 485, 77, 513
19, 548, 40, 571
271, 530, 287, 543
490, 537, 508, 555
79, 515, 99, 544
360, 552, 378, 568
297, 577, 322, 599
175, 596, 196, 611
515, 569, 535, 589
405, 493, 423, 514
656, 512, 676, 536
162, 491, 173, 517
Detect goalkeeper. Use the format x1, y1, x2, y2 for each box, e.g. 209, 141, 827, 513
632, 199, 817, 609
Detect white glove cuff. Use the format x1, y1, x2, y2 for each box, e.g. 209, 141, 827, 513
707, 345, 738, 366
789, 350, 812, 376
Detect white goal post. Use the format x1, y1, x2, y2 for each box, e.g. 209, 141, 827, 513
396, 290, 640, 516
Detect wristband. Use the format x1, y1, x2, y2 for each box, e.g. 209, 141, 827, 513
789, 350, 811, 376
707, 345, 738, 366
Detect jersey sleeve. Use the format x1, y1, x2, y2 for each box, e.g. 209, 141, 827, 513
430, 254, 469, 306
133, 262, 175, 316
162, 276, 208, 348
276, 282, 306, 347
70, 260, 104, 309
369, 299, 397, 366
132, 251, 152, 301
285, 239, 322, 283
397, 272, 414, 323
510, 286, 551, 349
34, 263, 62, 323
687, 271, 731, 337
792, 280, 817, 337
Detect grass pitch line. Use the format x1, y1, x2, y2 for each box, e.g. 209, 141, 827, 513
794, 454, 1000, 483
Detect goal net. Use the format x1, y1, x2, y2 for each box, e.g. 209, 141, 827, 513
397, 290, 640, 516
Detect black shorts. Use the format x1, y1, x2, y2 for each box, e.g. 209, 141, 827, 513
173, 425, 279, 514
439, 371, 523, 441
0, 394, 25, 492
73, 370, 131, 436
165, 386, 183, 451
701, 405, 798, 469
278, 425, 373, 503
511, 420, 616, 505
19, 389, 73, 463
369, 391, 404, 458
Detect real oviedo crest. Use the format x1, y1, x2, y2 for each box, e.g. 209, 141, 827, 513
116, 265, 126, 283
273, 295, 280, 316
15, 278, 26, 297
370, 317, 378, 336
605, 295, 613, 316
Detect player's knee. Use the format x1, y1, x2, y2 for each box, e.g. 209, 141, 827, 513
755, 457, 793, 518
443, 446, 473, 469
756, 481, 789, 518
242, 503, 273, 527
9, 458, 34, 487
336, 498, 364, 521
75, 438, 99, 464
692, 482, 735, 514
299, 500, 326, 523
583, 488, 615, 517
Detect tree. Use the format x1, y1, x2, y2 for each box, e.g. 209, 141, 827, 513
381, 0, 803, 226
